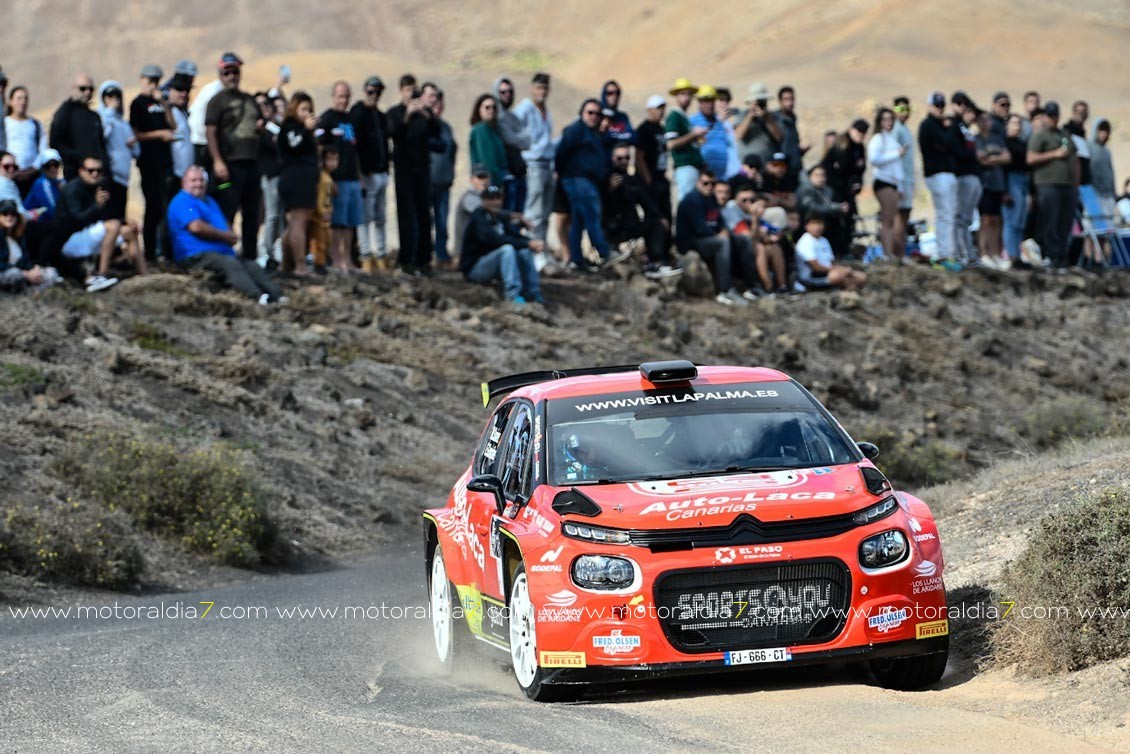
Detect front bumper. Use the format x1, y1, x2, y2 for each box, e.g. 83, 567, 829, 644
541, 635, 949, 686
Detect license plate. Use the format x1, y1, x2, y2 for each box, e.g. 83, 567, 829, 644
724, 647, 793, 666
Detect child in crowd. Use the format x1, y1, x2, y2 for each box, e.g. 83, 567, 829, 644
795, 214, 867, 291
309, 146, 338, 273
0, 199, 60, 293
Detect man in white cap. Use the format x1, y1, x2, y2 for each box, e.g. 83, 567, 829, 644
635, 94, 672, 223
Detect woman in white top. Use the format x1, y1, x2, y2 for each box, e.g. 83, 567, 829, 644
5, 86, 47, 170
866, 107, 906, 257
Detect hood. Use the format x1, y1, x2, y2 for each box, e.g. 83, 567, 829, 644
493, 77, 514, 111
559, 464, 883, 529
98, 80, 124, 117
600, 80, 621, 112
1091, 117, 1110, 142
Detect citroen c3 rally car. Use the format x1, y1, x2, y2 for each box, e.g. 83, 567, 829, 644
422, 361, 949, 701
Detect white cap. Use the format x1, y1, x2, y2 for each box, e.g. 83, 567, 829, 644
35, 148, 63, 169
646, 94, 666, 109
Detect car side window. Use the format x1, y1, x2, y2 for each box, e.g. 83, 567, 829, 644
499, 405, 534, 502
474, 403, 514, 476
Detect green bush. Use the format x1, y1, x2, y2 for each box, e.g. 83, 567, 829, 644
55, 433, 274, 567
1015, 397, 1109, 449
993, 486, 1130, 674
859, 425, 967, 488
128, 323, 194, 357
0, 499, 143, 588
1, 362, 45, 389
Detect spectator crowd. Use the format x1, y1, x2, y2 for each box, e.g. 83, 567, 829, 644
0, 55, 1126, 305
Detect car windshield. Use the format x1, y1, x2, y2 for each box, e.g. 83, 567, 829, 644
546, 381, 858, 485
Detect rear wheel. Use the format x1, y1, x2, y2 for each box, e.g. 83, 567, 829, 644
508, 563, 582, 702
869, 644, 949, 690
429, 545, 469, 672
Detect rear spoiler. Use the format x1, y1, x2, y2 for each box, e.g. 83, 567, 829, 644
480, 361, 699, 406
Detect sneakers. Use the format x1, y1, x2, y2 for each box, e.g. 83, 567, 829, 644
643, 263, 683, 280
84, 275, 119, 293
258, 293, 271, 306
741, 289, 762, 301
360, 255, 378, 274
714, 288, 749, 306
601, 248, 632, 268
567, 260, 602, 274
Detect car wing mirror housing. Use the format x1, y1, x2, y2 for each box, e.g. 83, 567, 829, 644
857, 442, 880, 460
468, 474, 506, 515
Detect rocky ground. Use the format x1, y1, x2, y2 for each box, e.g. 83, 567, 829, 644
2, 261, 1130, 594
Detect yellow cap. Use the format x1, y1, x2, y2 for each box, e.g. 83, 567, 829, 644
696, 84, 718, 100
668, 77, 698, 96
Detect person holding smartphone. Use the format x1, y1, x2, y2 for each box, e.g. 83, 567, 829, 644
1026, 101, 1077, 268
130, 64, 176, 262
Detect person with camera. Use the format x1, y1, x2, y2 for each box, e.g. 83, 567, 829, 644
277, 92, 320, 276
130, 64, 176, 263
735, 83, 783, 168
46, 154, 146, 291
387, 74, 440, 275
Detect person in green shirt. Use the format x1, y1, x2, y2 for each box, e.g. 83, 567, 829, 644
664, 77, 708, 201
468, 94, 508, 190
1026, 101, 1078, 268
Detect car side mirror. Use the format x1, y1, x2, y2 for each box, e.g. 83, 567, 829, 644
857, 442, 880, 460
468, 474, 506, 515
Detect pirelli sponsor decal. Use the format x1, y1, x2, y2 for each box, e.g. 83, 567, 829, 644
539, 651, 586, 668
916, 619, 949, 639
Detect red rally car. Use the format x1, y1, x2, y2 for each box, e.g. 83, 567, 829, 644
422, 361, 949, 701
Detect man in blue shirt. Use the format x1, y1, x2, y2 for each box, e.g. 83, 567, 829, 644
167, 165, 283, 303
690, 86, 734, 180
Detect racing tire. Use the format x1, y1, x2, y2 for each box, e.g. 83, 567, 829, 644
869, 645, 949, 691
508, 563, 582, 703
429, 545, 471, 673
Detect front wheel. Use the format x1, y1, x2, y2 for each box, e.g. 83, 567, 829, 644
429, 545, 469, 672
508, 563, 581, 702
869, 645, 949, 690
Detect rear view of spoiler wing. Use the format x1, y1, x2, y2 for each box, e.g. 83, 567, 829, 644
480, 361, 699, 406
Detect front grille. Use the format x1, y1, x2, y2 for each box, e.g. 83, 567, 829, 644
654, 559, 851, 653
629, 512, 860, 552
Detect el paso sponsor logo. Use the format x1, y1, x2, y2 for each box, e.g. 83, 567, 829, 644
916, 619, 949, 639
539, 651, 586, 668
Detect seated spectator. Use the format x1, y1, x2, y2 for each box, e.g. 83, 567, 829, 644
46, 154, 145, 291
713, 178, 732, 208
762, 151, 799, 209
0, 151, 33, 219
167, 165, 283, 304
0, 199, 60, 293
454, 163, 532, 259
675, 169, 758, 305
722, 183, 787, 294
1117, 178, 1130, 226
795, 214, 866, 291
21, 148, 64, 255
734, 154, 765, 192
602, 144, 681, 279
797, 165, 850, 246
460, 185, 543, 304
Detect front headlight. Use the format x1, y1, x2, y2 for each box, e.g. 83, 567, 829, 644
852, 497, 898, 526
572, 555, 636, 590
859, 529, 909, 569
562, 522, 631, 544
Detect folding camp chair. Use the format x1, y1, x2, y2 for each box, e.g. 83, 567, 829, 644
1077, 184, 1130, 268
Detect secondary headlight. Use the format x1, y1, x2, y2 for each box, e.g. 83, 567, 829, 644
859, 530, 909, 569
852, 497, 898, 526
562, 522, 631, 545
572, 555, 636, 590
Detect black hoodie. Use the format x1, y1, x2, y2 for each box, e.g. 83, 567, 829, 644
49, 99, 109, 178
